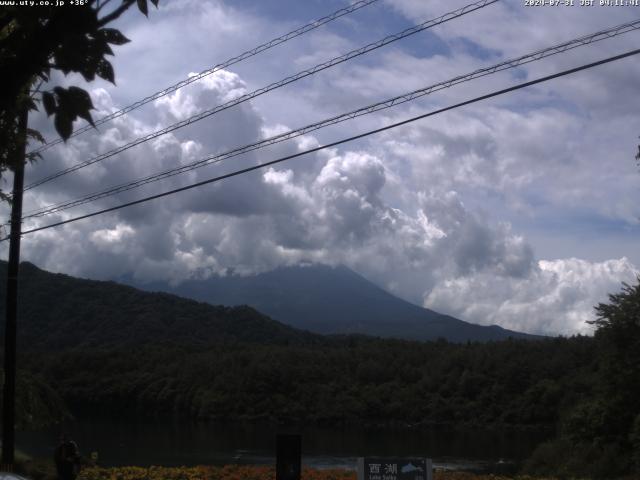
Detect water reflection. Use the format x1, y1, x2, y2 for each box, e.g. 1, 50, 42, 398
17, 419, 550, 470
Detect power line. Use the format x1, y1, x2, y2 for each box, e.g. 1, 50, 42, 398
7, 47, 639, 242
29, 0, 382, 155
22, 19, 640, 220
26, 0, 496, 190
24, 0, 498, 192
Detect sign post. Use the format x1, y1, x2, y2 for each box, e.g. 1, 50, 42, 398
276, 434, 301, 480
358, 458, 433, 480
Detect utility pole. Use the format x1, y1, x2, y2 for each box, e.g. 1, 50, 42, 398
2, 107, 28, 468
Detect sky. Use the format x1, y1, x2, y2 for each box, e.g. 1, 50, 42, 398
4, 0, 640, 336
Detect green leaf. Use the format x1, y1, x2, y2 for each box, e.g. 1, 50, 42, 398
80, 68, 97, 82
102, 41, 114, 57
100, 28, 130, 46
96, 59, 115, 84
54, 111, 73, 141
24, 97, 37, 112
53, 36, 86, 75
27, 128, 45, 145
137, 0, 148, 16
42, 92, 56, 117
67, 86, 94, 112
77, 109, 95, 128
149, 0, 159, 6
26, 151, 42, 163
65, 87, 95, 126
52, 87, 96, 135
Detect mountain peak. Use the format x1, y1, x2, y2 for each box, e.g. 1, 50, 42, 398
130, 263, 538, 342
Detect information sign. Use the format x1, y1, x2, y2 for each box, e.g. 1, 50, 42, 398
357, 458, 433, 480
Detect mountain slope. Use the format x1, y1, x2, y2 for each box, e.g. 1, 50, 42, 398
129, 264, 537, 342
0, 261, 319, 351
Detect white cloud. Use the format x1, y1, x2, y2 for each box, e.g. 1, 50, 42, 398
6, 0, 639, 337
90, 224, 135, 248
425, 257, 639, 335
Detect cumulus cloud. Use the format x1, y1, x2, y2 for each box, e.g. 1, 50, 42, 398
6, 0, 639, 336
425, 257, 639, 335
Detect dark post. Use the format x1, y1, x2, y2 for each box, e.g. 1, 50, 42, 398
2, 108, 28, 467
276, 434, 301, 480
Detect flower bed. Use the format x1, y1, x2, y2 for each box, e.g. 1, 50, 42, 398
77, 465, 541, 480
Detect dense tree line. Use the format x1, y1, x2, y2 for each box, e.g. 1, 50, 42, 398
524, 280, 640, 478
0, 369, 69, 429
22, 336, 596, 428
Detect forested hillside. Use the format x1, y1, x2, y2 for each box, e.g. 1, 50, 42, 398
1, 261, 637, 477
22, 336, 595, 428
0, 262, 592, 430
0, 262, 319, 350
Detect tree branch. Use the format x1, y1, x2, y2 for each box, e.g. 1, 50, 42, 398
97, 0, 136, 27
97, 0, 116, 13
29, 79, 44, 99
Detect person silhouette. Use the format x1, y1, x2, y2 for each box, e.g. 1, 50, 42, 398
54, 434, 80, 480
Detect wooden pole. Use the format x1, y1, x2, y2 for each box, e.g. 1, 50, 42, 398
2, 107, 28, 467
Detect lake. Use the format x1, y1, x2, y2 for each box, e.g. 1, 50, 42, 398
17, 419, 551, 472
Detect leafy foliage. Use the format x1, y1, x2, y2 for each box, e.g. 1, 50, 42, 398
631, 414, 640, 473
0, 0, 159, 199
524, 279, 640, 478
0, 369, 70, 429
523, 437, 631, 479
23, 337, 597, 429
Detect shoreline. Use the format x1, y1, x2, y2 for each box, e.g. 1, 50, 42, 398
16, 463, 556, 480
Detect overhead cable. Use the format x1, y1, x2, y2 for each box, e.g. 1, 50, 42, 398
24, 0, 498, 191
29, 0, 382, 155
22, 19, 640, 219
7, 47, 638, 241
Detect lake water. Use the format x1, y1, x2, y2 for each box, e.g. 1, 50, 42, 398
17, 419, 550, 472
